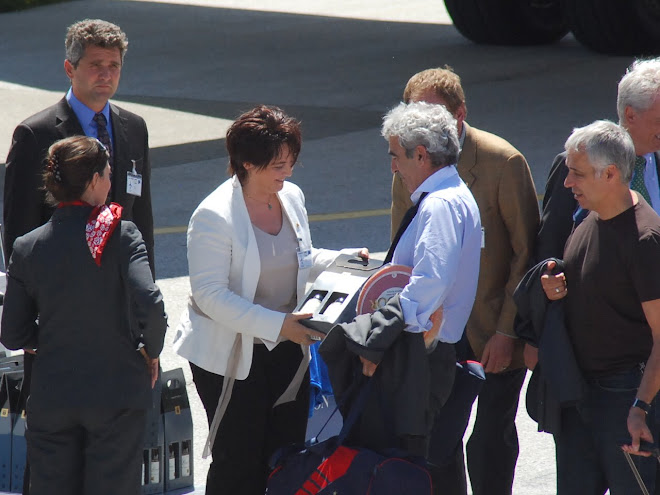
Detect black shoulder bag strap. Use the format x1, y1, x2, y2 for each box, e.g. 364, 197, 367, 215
384, 192, 428, 265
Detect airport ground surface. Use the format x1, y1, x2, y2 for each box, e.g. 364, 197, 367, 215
0, 0, 635, 491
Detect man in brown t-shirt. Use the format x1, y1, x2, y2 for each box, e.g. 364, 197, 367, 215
542, 120, 660, 493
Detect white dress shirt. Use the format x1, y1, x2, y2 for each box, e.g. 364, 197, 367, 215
392, 165, 482, 343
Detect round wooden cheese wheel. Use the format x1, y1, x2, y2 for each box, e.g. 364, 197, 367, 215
356, 264, 412, 315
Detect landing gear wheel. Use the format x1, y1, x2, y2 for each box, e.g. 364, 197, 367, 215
561, 0, 660, 55
444, 0, 568, 45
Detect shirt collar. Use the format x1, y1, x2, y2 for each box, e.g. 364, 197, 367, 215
642, 152, 655, 163
410, 165, 459, 204
458, 124, 466, 151
66, 88, 111, 127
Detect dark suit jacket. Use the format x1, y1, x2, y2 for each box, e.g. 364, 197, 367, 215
533, 152, 575, 264
513, 258, 584, 434
320, 295, 455, 456
0, 205, 166, 410
392, 123, 539, 368
3, 97, 155, 273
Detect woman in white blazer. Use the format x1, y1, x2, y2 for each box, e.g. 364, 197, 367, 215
173, 106, 365, 495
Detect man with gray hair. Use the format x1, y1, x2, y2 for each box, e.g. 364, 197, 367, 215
3, 19, 155, 494
541, 120, 660, 493
393, 66, 539, 495
535, 56, 660, 262
380, 101, 481, 450
4, 18, 154, 270
617, 58, 660, 161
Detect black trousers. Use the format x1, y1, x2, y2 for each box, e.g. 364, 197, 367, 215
190, 341, 310, 495
465, 367, 526, 495
26, 404, 145, 495
429, 335, 526, 495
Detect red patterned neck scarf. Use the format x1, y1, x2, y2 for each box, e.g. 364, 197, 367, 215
58, 201, 123, 266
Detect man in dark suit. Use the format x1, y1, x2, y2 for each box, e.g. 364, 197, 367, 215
391, 67, 539, 495
3, 18, 154, 271
2, 19, 155, 494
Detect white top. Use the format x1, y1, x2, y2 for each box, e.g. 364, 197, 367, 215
173, 176, 356, 379
392, 165, 482, 343
252, 220, 298, 313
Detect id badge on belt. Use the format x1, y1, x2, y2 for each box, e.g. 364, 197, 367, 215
127, 160, 142, 197
297, 247, 313, 269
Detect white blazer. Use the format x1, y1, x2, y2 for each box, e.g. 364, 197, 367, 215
173, 176, 350, 379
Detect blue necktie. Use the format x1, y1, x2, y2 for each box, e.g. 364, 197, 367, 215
93, 112, 113, 164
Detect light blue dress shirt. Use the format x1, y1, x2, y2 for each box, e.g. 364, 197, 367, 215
392, 165, 482, 343
65, 88, 114, 145
639, 153, 660, 215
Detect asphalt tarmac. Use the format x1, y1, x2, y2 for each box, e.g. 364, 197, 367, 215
0, 0, 637, 492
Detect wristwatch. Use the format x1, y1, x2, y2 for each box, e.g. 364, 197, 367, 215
632, 398, 652, 414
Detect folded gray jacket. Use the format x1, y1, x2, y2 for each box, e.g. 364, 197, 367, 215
319, 294, 453, 453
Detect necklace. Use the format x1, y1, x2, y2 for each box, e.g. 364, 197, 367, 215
244, 192, 273, 210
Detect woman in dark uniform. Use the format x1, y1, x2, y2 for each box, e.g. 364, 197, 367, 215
0, 136, 167, 495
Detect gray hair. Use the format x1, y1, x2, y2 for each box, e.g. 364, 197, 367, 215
65, 19, 128, 67
564, 120, 635, 183
617, 57, 660, 123
381, 102, 459, 168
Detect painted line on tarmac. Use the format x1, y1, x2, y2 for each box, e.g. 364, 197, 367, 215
153, 207, 392, 235
308, 208, 391, 222
154, 193, 544, 236
154, 225, 188, 235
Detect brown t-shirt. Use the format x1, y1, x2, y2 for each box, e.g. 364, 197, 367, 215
564, 200, 660, 377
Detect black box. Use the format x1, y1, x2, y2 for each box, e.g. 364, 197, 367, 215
0, 357, 23, 493
0, 374, 11, 492
0, 357, 22, 376
5, 372, 25, 493
141, 370, 164, 494
161, 368, 194, 492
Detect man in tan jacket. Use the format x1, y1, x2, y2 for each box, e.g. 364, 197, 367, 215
391, 68, 539, 495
